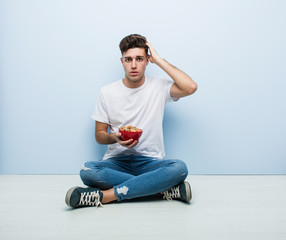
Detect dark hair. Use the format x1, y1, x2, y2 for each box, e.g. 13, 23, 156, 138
119, 34, 148, 55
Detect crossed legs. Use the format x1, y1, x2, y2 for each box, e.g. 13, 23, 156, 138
65, 156, 191, 208
79, 156, 188, 202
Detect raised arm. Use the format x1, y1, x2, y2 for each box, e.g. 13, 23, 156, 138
146, 42, 197, 98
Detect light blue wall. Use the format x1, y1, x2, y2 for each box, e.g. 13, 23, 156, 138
1, 0, 285, 174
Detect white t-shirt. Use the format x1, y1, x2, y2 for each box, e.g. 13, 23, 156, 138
91, 77, 178, 160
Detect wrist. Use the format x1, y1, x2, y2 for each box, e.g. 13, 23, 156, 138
154, 57, 165, 66
110, 133, 118, 143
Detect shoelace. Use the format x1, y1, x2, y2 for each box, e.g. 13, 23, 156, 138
79, 191, 103, 207
161, 186, 181, 201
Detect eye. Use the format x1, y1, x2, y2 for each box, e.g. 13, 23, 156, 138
125, 58, 131, 62
137, 57, 144, 61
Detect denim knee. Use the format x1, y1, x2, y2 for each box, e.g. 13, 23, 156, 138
80, 169, 91, 186
167, 159, 189, 182
79, 161, 101, 187
176, 159, 188, 175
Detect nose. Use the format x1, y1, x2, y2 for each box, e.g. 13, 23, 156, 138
131, 59, 137, 69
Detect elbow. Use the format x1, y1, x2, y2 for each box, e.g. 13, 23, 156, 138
186, 82, 198, 95
95, 133, 101, 144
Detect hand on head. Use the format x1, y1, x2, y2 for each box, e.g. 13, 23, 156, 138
146, 42, 161, 64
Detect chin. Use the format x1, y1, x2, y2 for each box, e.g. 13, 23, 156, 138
127, 76, 143, 82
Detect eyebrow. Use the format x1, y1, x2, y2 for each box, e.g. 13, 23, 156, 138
124, 56, 145, 59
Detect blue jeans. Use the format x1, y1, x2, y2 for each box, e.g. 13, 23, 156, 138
80, 155, 188, 201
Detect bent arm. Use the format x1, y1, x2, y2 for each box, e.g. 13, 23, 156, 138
156, 59, 197, 98
95, 121, 138, 148
95, 121, 117, 144
146, 42, 197, 98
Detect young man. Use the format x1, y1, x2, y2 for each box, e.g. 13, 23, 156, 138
65, 34, 197, 208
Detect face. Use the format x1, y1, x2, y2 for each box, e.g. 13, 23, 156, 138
121, 48, 149, 87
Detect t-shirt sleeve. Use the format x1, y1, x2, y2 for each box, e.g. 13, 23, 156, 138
165, 78, 179, 103
91, 91, 109, 123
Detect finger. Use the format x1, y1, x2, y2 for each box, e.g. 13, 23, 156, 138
146, 42, 153, 54
146, 43, 153, 54
115, 132, 121, 138
119, 139, 133, 146
127, 140, 138, 148
114, 132, 122, 141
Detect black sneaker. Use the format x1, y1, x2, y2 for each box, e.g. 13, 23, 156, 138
65, 186, 103, 208
161, 181, 192, 203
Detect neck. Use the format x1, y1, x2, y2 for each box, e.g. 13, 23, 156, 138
122, 76, 145, 88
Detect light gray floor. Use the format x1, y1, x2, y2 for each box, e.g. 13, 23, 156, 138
0, 175, 285, 240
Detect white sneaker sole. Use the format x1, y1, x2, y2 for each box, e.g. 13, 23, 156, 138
184, 181, 192, 202
65, 186, 80, 207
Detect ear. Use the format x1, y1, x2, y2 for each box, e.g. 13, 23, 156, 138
146, 55, 149, 65
120, 57, 123, 64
